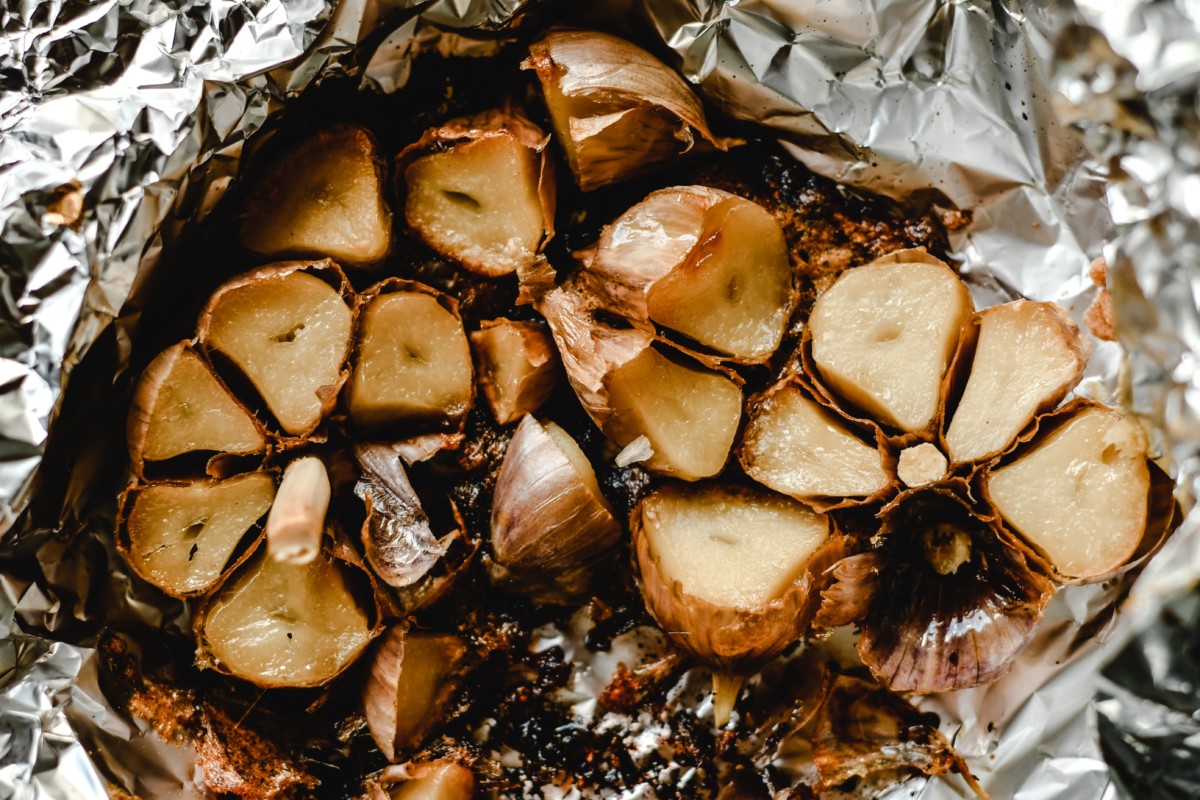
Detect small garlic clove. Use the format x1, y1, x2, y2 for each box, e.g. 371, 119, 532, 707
808, 249, 972, 434
119, 472, 275, 597
490, 416, 619, 601
470, 318, 561, 425
198, 261, 354, 437
382, 761, 475, 800
943, 300, 1090, 465
127, 342, 266, 475
984, 403, 1150, 580
265, 456, 330, 565
362, 626, 469, 761
240, 124, 391, 267
524, 31, 728, 191
401, 111, 555, 277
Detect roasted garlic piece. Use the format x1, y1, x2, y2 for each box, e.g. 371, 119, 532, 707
376, 762, 475, 800
240, 124, 391, 267
470, 318, 560, 425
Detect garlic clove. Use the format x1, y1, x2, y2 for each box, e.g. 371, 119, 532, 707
199, 262, 353, 437
402, 113, 554, 277
383, 761, 475, 800
265, 456, 330, 565
197, 545, 374, 688
362, 626, 469, 761
740, 381, 890, 505
490, 416, 619, 601
808, 250, 972, 434
127, 342, 267, 474
524, 31, 727, 191
470, 318, 561, 425
348, 283, 473, 431
944, 301, 1090, 464
240, 124, 391, 267
120, 472, 275, 597
584, 187, 793, 362
985, 404, 1150, 580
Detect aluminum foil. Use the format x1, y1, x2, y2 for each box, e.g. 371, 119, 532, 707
1, 0, 1199, 797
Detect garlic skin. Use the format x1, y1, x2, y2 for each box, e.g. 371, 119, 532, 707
490, 415, 620, 601
524, 30, 729, 191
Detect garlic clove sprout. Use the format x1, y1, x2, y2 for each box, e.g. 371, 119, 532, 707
985, 404, 1150, 580
808, 250, 972, 434
199, 262, 353, 437
470, 318, 560, 425
120, 472, 275, 597
583, 187, 794, 362
524, 30, 727, 191
240, 124, 391, 267
490, 416, 619, 601
127, 342, 266, 474
348, 283, 473, 431
944, 301, 1090, 464
362, 626, 469, 761
740, 381, 890, 506
402, 112, 554, 277
197, 545, 374, 688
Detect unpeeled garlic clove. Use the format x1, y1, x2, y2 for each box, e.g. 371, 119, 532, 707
524, 30, 729, 191
470, 318, 561, 425
377, 761, 475, 800
490, 415, 619, 601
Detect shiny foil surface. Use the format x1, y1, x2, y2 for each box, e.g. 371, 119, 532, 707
1, 0, 1198, 797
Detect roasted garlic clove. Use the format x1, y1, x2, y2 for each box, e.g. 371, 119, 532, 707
985, 404, 1151, 580
381, 761, 475, 800
197, 545, 374, 688
264, 456, 330, 565
402, 112, 554, 277
740, 381, 890, 506
490, 416, 619, 601
127, 342, 266, 475
362, 626, 469, 761
524, 30, 726, 191
348, 282, 473, 431
633, 484, 831, 723
199, 261, 353, 437
943, 301, 1090, 464
584, 187, 793, 362
119, 472, 275, 597
470, 318, 560, 425
808, 249, 972, 434
240, 124, 391, 267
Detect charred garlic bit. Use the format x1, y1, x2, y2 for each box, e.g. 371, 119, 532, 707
401, 111, 554, 277
240, 124, 392, 267
378, 762, 475, 800
127, 342, 267, 475
490, 416, 620, 601
470, 318, 561, 425
583, 186, 794, 362
119, 472, 275, 597
362, 626, 469, 761
348, 283, 473, 431
632, 484, 831, 725
196, 544, 375, 688
199, 261, 353, 437
524, 30, 727, 191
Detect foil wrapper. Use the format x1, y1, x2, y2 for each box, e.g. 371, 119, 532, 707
1, 0, 1198, 797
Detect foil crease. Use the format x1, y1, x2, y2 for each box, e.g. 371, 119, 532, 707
0, 0, 1198, 798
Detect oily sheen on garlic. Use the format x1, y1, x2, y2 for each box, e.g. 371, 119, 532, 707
986, 406, 1150, 579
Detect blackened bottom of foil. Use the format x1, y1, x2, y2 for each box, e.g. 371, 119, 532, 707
1095, 584, 1200, 800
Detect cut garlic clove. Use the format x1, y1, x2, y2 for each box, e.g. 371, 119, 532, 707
808, 250, 972, 434
200, 262, 353, 437
740, 382, 890, 504
490, 416, 619, 601
384, 762, 475, 800
985, 404, 1150, 580
362, 627, 469, 761
470, 318, 560, 425
127, 342, 266, 473
524, 31, 726, 191
197, 546, 374, 688
120, 472, 275, 597
944, 300, 1090, 464
240, 124, 391, 267
349, 284, 473, 431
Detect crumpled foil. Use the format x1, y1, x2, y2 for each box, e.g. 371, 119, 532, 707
1, 0, 1197, 797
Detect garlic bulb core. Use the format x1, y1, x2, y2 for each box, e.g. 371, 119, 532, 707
897, 443, 948, 488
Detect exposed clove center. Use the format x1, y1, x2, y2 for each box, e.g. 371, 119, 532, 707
898, 442, 948, 488
922, 524, 973, 575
